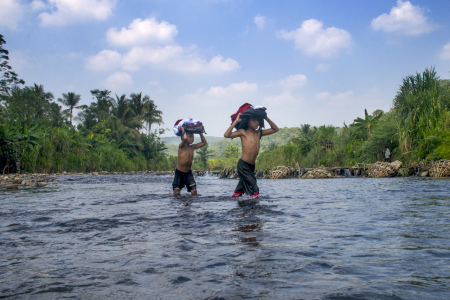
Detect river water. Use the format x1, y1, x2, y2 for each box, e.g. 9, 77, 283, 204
1, 174, 449, 299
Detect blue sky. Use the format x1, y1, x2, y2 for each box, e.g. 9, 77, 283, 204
2, 0, 450, 136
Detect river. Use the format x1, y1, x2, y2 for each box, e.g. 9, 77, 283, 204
1, 174, 449, 299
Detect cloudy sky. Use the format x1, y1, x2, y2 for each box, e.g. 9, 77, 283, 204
2, 0, 450, 136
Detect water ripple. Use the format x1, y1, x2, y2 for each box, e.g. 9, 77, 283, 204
0, 175, 449, 299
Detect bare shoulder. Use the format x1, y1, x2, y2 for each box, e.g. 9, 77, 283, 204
227, 128, 245, 139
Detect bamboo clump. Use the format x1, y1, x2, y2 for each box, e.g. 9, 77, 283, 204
268, 166, 295, 179
368, 161, 398, 178
429, 160, 450, 177
301, 167, 334, 179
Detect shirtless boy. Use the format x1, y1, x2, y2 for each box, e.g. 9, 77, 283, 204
173, 126, 207, 196
224, 113, 279, 198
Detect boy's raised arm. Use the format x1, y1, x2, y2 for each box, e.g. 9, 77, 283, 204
224, 113, 243, 139
179, 126, 188, 148
194, 133, 207, 149
262, 116, 279, 136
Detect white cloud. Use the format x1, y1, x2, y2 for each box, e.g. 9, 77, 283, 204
86, 50, 121, 72
102, 72, 133, 91
38, 0, 117, 26
182, 81, 258, 106
315, 90, 354, 104
0, 0, 25, 30
30, 0, 46, 11
207, 81, 257, 97
279, 74, 307, 90
122, 45, 240, 73
88, 17, 240, 74
315, 63, 331, 71
254, 15, 266, 30
371, 0, 438, 36
106, 18, 178, 47
440, 43, 450, 60
263, 92, 298, 106
277, 19, 352, 58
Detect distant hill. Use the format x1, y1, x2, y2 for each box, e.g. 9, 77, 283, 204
162, 127, 302, 157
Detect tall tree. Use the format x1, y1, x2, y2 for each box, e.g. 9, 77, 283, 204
129, 92, 163, 133
195, 144, 215, 170
351, 109, 383, 139
75, 106, 98, 131
393, 67, 447, 155
143, 99, 163, 133
111, 94, 140, 131
0, 34, 25, 94
32, 84, 54, 119
90, 89, 113, 122
1, 84, 55, 122
58, 92, 82, 125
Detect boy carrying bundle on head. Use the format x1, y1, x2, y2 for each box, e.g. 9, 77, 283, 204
172, 118, 207, 196
224, 104, 279, 199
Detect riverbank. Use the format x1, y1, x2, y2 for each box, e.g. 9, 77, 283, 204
212, 159, 450, 179
0, 171, 173, 190
1, 159, 449, 190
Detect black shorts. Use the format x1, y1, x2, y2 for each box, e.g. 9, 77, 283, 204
235, 159, 259, 195
172, 169, 197, 191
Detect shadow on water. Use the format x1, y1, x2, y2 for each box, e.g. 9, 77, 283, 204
0, 174, 449, 299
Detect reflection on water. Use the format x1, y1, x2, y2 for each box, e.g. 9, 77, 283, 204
0, 174, 449, 299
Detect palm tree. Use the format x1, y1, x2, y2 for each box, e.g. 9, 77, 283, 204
75, 106, 97, 131
129, 92, 163, 133
195, 144, 215, 170
111, 94, 140, 130
31, 84, 54, 119
58, 92, 82, 125
129, 92, 145, 116
129, 92, 146, 131
90, 89, 113, 122
351, 109, 383, 139
300, 124, 313, 140
143, 99, 163, 133
108, 117, 142, 155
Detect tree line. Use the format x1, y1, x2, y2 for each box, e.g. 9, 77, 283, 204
1, 34, 449, 173
198, 67, 449, 171
252, 67, 449, 170
1, 34, 170, 173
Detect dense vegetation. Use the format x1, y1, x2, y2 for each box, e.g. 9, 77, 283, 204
1, 34, 449, 173
251, 68, 450, 170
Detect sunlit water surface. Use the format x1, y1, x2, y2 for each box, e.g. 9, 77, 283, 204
1, 174, 449, 299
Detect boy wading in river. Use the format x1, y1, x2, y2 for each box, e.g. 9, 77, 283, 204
224, 110, 279, 199
173, 126, 207, 196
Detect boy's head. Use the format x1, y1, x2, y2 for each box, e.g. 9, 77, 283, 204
181, 132, 195, 144
248, 117, 260, 130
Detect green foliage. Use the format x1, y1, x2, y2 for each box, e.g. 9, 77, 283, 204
1, 34, 25, 94
1, 65, 449, 173
350, 109, 383, 140
1, 84, 169, 173
194, 144, 215, 170
393, 67, 449, 161
57, 92, 82, 125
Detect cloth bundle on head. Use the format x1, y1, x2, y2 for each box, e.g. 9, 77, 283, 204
173, 118, 206, 136
230, 103, 267, 130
